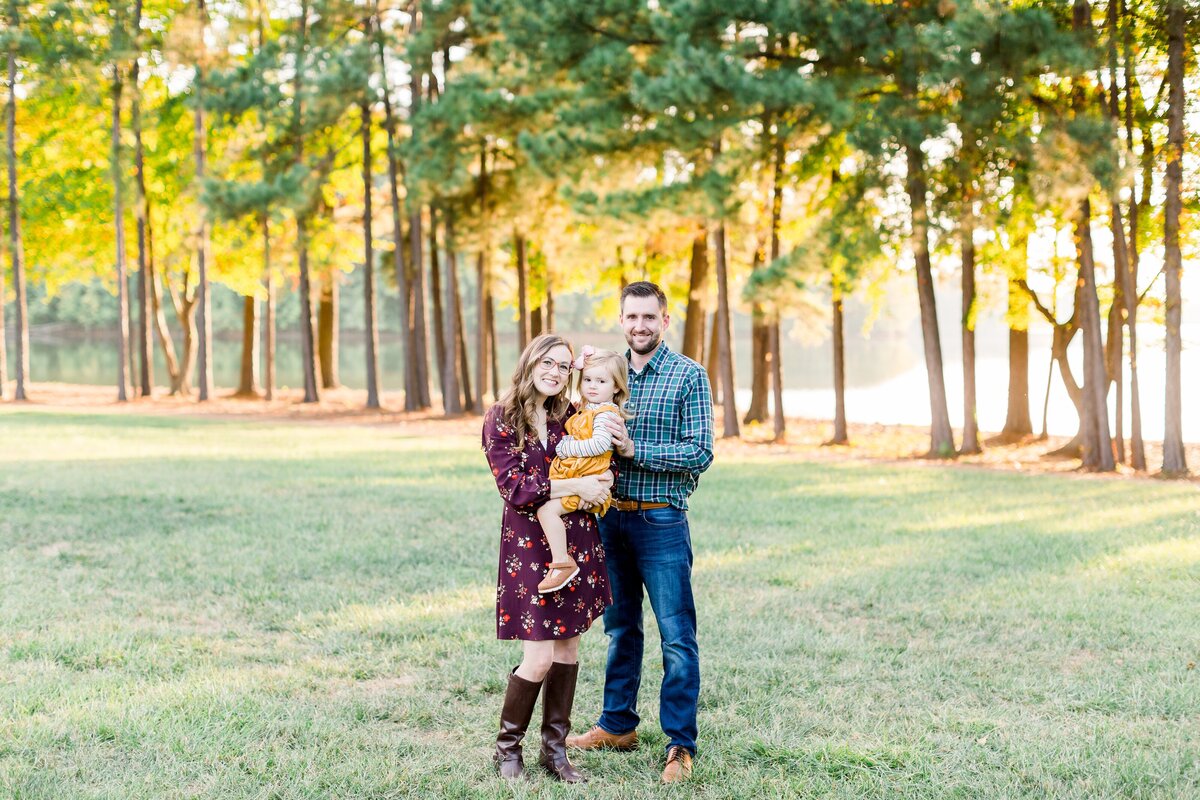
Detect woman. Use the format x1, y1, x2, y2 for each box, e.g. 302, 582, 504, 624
482, 333, 614, 782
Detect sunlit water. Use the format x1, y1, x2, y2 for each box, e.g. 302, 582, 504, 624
10, 285, 1197, 443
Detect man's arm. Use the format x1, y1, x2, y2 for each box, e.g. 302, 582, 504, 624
629, 370, 714, 473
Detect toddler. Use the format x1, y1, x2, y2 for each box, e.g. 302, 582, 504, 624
536, 347, 632, 593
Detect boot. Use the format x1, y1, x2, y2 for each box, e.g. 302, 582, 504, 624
538, 661, 585, 783
494, 668, 542, 780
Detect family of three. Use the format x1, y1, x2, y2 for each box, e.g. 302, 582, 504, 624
481, 281, 715, 784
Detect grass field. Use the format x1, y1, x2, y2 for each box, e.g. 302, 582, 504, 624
1, 410, 1197, 799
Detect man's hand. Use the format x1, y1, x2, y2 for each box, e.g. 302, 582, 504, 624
600, 416, 634, 458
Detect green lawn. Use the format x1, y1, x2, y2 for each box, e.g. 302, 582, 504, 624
1, 411, 1197, 799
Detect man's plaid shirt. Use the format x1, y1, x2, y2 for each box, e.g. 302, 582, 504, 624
614, 343, 714, 510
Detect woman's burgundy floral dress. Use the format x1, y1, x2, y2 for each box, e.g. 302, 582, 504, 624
483, 403, 612, 641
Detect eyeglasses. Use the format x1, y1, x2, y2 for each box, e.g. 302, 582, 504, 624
538, 357, 572, 376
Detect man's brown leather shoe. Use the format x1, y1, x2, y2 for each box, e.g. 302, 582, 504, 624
564, 725, 638, 751
660, 745, 693, 784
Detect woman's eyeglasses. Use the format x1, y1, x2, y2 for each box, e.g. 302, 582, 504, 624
538, 357, 572, 376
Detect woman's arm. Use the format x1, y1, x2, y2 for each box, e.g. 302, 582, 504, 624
483, 409, 551, 509
551, 472, 613, 504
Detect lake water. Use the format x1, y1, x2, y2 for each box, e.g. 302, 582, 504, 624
9, 283, 1198, 443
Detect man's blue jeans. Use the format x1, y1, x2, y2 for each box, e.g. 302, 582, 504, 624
596, 505, 699, 755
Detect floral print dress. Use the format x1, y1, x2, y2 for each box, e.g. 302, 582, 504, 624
483, 403, 612, 641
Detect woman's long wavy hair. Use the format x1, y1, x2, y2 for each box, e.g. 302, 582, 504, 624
498, 333, 574, 448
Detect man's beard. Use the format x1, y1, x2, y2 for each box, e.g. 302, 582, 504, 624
626, 329, 662, 356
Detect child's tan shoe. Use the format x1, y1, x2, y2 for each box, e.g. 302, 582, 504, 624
537, 560, 580, 594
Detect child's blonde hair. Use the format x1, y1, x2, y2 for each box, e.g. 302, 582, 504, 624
578, 349, 636, 420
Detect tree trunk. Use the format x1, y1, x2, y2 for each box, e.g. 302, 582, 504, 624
713, 222, 739, 438
111, 68, 130, 402
529, 254, 544, 340
298, 218, 320, 402
515, 231, 529, 350
174, 290, 198, 397
488, 290, 499, 399
1074, 199, 1115, 471
769, 322, 785, 441
262, 215, 275, 402
409, 206, 431, 408
768, 136, 785, 440
428, 207, 447, 403
706, 310, 720, 404
318, 273, 339, 389
830, 289, 848, 445
375, 16, 417, 409
362, 102, 381, 409
682, 229, 708, 363
1002, 272, 1033, 436
1161, 0, 1187, 475
1106, 211, 1126, 463
236, 295, 259, 397
1123, 0, 1146, 471
453, 250, 473, 411
131, 57, 153, 396
744, 305, 768, 424
6, 24, 28, 400
744, 238, 767, 425
1104, 0, 1128, 464
1068, 0, 1114, 472
379, 45, 417, 411
905, 141, 954, 456
294, 0, 318, 403
440, 215, 463, 415
194, 61, 212, 402
960, 215, 981, 454
544, 280, 554, 333
475, 250, 490, 412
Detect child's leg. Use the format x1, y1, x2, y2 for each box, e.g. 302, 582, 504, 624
536, 499, 571, 564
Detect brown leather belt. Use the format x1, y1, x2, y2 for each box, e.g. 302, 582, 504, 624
612, 499, 671, 512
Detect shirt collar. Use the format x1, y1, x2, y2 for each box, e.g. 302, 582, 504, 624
625, 342, 671, 375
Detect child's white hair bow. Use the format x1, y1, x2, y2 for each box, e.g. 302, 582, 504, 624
572, 345, 596, 370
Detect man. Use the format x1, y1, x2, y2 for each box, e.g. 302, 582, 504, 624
566, 281, 714, 784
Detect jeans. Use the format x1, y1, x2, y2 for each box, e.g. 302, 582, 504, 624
596, 506, 699, 755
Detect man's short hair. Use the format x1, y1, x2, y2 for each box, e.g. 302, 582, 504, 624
621, 281, 668, 312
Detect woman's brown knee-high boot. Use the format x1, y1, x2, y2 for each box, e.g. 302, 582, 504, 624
539, 661, 585, 782
494, 668, 542, 780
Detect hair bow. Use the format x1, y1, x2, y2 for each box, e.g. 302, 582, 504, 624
571, 345, 596, 370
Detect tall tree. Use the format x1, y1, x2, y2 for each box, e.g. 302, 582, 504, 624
439, 211, 462, 414
1070, 0, 1114, 472
193, 0, 213, 401
125, 0, 155, 396
5, 0, 28, 400
1120, 0, 1146, 470
109, 1, 130, 402
713, 217, 738, 439
362, 99, 381, 409
374, 6, 424, 410
1160, 0, 1187, 475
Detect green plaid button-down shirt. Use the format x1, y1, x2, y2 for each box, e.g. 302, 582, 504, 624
614, 343, 714, 511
